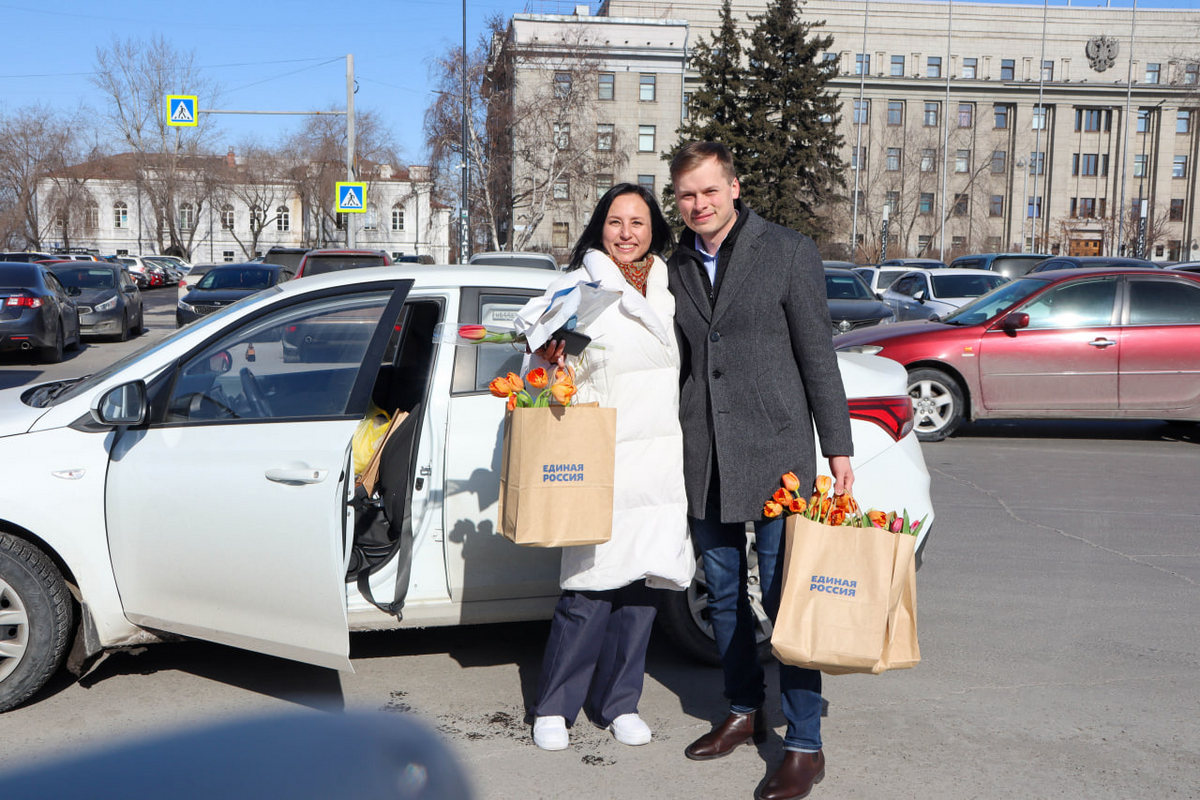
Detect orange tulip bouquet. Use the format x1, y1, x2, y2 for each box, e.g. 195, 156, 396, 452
766, 471, 924, 676
488, 365, 577, 410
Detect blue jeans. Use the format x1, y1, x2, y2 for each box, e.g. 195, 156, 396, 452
690, 498, 823, 751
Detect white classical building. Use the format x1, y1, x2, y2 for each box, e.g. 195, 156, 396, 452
36, 151, 452, 264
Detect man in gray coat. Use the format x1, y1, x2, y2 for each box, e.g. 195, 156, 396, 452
667, 142, 854, 800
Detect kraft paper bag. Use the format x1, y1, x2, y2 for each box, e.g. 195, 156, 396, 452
498, 403, 616, 547
771, 515, 919, 675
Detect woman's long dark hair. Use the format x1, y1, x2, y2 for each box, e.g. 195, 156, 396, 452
568, 183, 674, 270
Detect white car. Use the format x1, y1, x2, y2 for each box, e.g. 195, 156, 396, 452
0, 266, 935, 711
881, 267, 1009, 321
854, 265, 912, 298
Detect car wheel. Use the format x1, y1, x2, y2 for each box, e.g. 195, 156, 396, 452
117, 311, 131, 342
907, 367, 964, 442
0, 534, 74, 713
39, 324, 64, 364
656, 542, 773, 667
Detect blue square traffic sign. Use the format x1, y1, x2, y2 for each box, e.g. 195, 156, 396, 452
165, 95, 198, 127
336, 182, 367, 214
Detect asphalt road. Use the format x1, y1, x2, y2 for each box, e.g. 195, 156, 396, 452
1, 295, 1197, 798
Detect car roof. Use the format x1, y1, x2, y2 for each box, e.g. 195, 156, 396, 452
892, 267, 1003, 278
275, 263, 559, 296
1029, 266, 1173, 279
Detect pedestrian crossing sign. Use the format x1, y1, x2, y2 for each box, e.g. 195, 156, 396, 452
166, 95, 198, 127
336, 182, 367, 213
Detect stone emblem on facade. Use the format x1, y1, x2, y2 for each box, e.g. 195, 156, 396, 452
1085, 35, 1119, 72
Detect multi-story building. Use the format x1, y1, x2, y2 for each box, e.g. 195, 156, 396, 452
496, 0, 1200, 262
35, 152, 451, 263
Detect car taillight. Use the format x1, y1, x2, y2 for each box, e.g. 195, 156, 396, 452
848, 396, 914, 442
4, 294, 42, 308
178, 280, 186, 288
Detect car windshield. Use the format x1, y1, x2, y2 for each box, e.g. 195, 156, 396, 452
825, 273, 873, 300
303, 254, 387, 274
940, 277, 1049, 326
931, 274, 1007, 298
0, 264, 38, 285
50, 267, 115, 289
197, 268, 275, 290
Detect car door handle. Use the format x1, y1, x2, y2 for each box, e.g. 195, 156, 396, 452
1088, 338, 1116, 348
265, 467, 329, 484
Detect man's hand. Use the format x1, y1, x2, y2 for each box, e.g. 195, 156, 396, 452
829, 455, 854, 496
533, 339, 566, 366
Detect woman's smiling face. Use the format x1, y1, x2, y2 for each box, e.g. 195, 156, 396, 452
602, 192, 652, 264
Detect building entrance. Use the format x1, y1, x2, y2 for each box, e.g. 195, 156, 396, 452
1069, 239, 1102, 257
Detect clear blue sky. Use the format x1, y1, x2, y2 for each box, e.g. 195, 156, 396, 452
1, 0, 1197, 166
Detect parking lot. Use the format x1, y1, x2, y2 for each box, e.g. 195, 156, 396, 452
1, 290, 1196, 797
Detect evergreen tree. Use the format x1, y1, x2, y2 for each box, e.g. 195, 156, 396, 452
737, 0, 845, 240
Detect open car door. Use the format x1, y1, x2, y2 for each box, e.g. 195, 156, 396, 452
104, 279, 412, 670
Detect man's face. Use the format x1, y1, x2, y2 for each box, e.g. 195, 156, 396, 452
673, 156, 740, 243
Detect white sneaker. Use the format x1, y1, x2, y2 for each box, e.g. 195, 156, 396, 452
533, 715, 569, 751
608, 713, 652, 746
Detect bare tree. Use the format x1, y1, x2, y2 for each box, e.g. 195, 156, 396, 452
210, 143, 292, 259
0, 106, 82, 250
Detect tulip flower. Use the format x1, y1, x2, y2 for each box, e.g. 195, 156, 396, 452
488, 376, 513, 398
820, 496, 832, 520
815, 475, 833, 495
867, 510, 888, 528
781, 472, 801, 492
788, 497, 807, 515
526, 367, 549, 389
890, 516, 904, 533
506, 393, 518, 411
458, 324, 487, 341
911, 519, 922, 535
829, 509, 846, 526
772, 488, 791, 505
554, 365, 575, 385
763, 500, 783, 518
834, 493, 853, 511
549, 380, 576, 405
506, 371, 524, 393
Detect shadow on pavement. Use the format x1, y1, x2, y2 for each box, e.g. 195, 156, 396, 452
949, 418, 1200, 444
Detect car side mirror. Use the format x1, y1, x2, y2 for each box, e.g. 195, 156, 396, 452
67, 286, 82, 296
999, 312, 1030, 333
913, 289, 927, 303
92, 380, 147, 426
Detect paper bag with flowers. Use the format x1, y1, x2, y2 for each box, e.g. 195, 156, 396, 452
492, 365, 616, 547
767, 472, 923, 675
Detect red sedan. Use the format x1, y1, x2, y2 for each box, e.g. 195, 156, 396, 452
833, 267, 1200, 440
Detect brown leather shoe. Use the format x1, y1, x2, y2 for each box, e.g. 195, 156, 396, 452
684, 709, 767, 760
757, 750, 826, 800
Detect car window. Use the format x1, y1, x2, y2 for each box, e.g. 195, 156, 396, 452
952, 258, 983, 270
891, 276, 916, 296
1128, 278, 1200, 325
931, 274, 1007, 298
1019, 278, 1118, 329
990, 256, 1044, 276
165, 291, 393, 423
302, 254, 388, 275
198, 268, 274, 291
475, 295, 528, 390
943, 277, 1049, 326
825, 273, 872, 300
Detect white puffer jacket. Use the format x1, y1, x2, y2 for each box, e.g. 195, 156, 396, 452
519, 249, 694, 592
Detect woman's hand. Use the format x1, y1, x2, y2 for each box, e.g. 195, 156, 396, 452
534, 338, 567, 367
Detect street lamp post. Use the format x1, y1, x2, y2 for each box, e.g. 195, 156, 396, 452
1134, 100, 1164, 259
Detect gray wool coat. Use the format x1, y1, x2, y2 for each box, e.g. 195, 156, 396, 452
667, 205, 855, 523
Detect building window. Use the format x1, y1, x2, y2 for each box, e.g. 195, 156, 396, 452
553, 123, 570, 149
638, 125, 655, 152
853, 99, 869, 124
1041, 60, 1054, 81
851, 146, 867, 170
1170, 199, 1185, 221
276, 205, 290, 231
920, 148, 936, 173
955, 149, 971, 173
113, 201, 128, 229
918, 235, 932, 253
886, 147, 902, 171
363, 205, 378, 231
85, 202, 99, 229
551, 222, 569, 250
598, 72, 614, 100
952, 235, 966, 250
890, 55, 905, 76
178, 202, 194, 231
1032, 105, 1047, 130
855, 53, 870, 75
1144, 62, 1161, 84
885, 190, 900, 211
1074, 153, 1100, 176
639, 74, 656, 102
1027, 197, 1043, 219
1137, 108, 1151, 133
222, 250, 235, 262
595, 173, 612, 200
927, 56, 942, 78
821, 52, 839, 72
1001, 58, 1015, 80
553, 72, 572, 99
990, 195, 1004, 217
958, 103, 974, 128
887, 100, 903, 125
683, 91, 693, 120
637, 174, 655, 193
994, 104, 1010, 129
952, 193, 969, 216
1174, 155, 1188, 178
1030, 151, 1046, 175
334, 212, 345, 231
596, 123, 613, 151
1168, 240, 1182, 260
852, 190, 866, 208
924, 102, 939, 126
991, 150, 1007, 174
391, 206, 405, 231
218, 204, 233, 230
1185, 63, 1200, 85
919, 193, 934, 214
1075, 108, 1111, 133
553, 179, 569, 201
1071, 198, 1097, 218
1178, 110, 1193, 134
962, 57, 977, 79
1134, 154, 1147, 178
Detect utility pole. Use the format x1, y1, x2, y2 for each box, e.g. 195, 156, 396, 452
460, 0, 471, 261
346, 54, 357, 249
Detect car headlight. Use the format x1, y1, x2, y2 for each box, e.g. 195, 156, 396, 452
837, 344, 884, 355
94, 295, 118, 312
877, 311, 896, 325
178, 300, 195, 313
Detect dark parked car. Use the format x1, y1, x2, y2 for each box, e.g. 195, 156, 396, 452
949, 252, 1051, 279
879, 257, 949, 270
48, 263, 143, 341
0, 252, 54, 263
824, 267, 895, 334
0, 262, 81, 362
262, 246, 310, 273
834, 267, 1200, 441
1027, 256, 1158, 273
294, 249, 391, 278
177, 264, 293, 327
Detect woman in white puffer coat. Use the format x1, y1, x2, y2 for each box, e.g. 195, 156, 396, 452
519, 184, 694, 752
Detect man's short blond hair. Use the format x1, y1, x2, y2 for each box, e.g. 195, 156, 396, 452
669, 141, 737, 183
